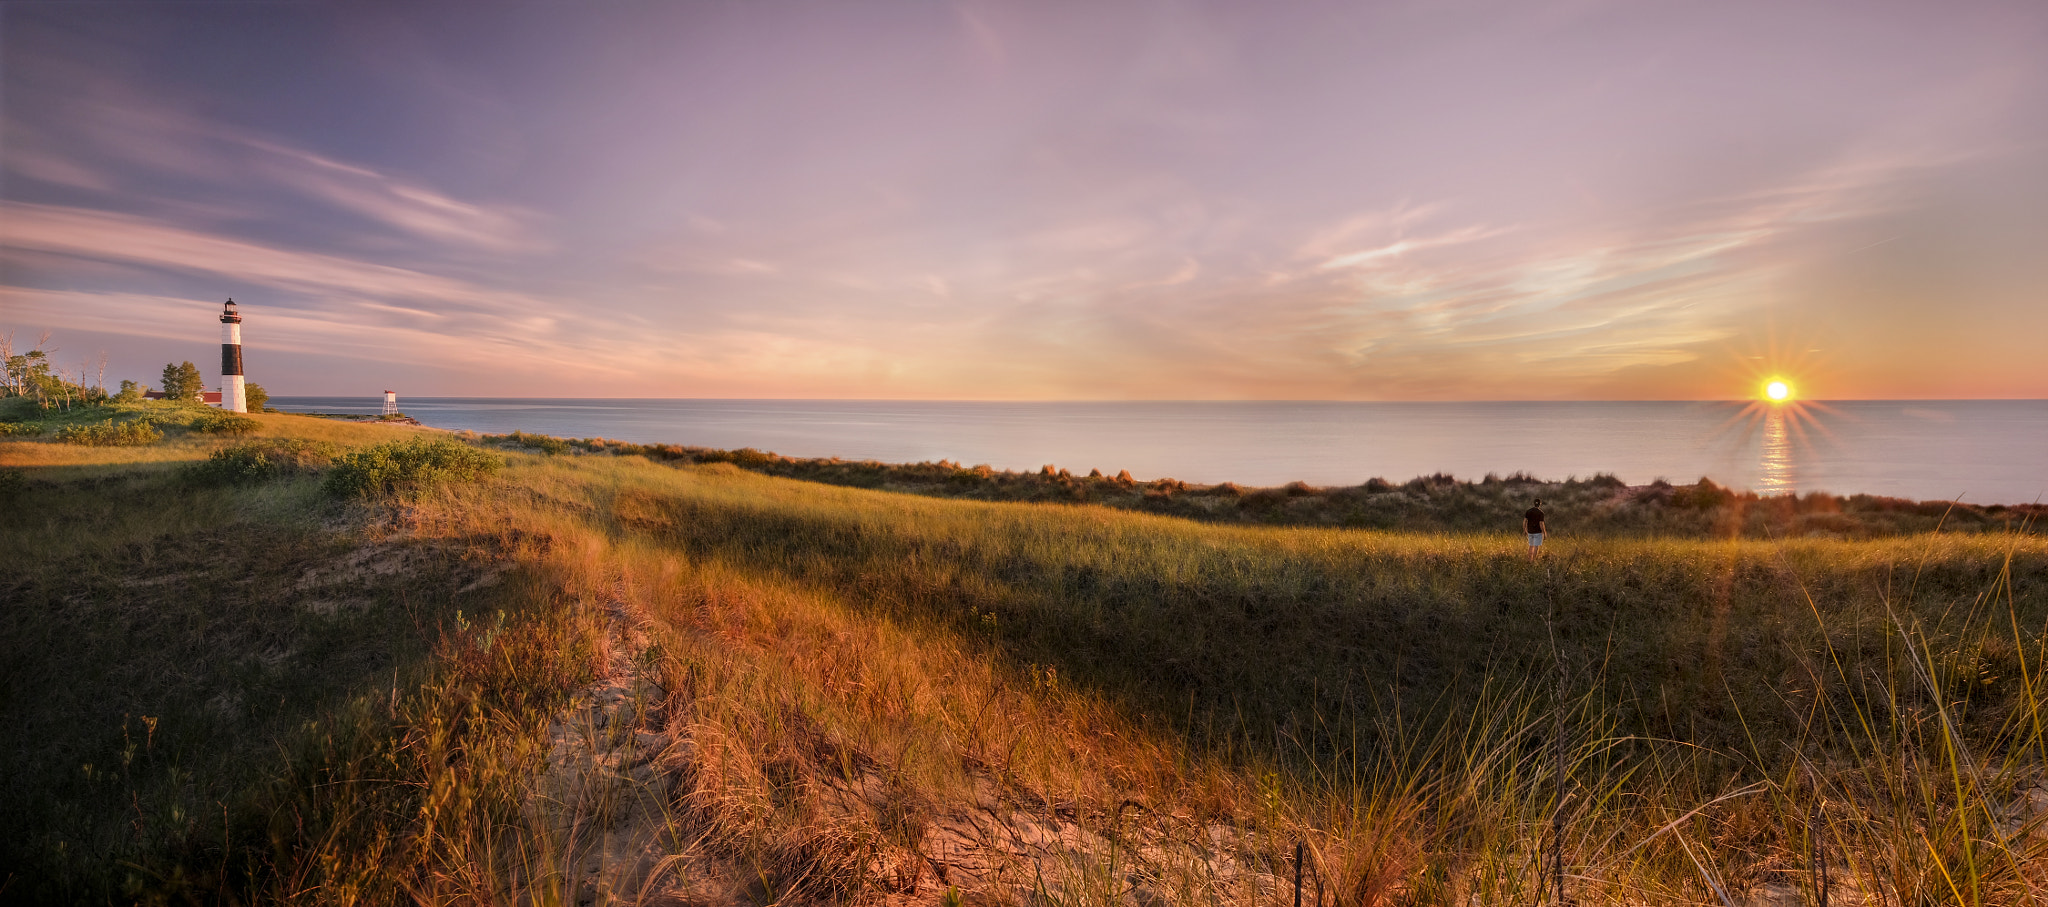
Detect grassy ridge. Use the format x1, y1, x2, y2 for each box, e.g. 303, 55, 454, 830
492, 431, 2047, 538
4, 412, 2047, 903
596, 463, 2047, 760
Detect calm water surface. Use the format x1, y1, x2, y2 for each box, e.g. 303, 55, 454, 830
270, 398, 2048, 505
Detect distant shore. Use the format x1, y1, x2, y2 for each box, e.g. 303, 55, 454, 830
291, 411, 430, 427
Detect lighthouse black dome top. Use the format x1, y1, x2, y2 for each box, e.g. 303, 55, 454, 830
220, 298, 241, 324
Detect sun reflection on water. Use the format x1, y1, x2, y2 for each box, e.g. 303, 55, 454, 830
1758, 408, 1794, 496
1714, 397, 1839, 497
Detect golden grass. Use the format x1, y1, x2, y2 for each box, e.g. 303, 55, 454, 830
0, 409, 430, 473
6, 424, 2046, 904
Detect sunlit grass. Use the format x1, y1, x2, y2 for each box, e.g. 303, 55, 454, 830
5, 422, 2046, 904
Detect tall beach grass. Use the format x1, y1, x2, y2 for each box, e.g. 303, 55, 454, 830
3, 421, 2044, 904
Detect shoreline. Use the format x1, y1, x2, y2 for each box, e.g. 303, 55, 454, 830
462, 427, 2047, 539
287, 411, 436, 428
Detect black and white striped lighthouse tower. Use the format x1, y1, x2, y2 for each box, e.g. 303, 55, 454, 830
219, 299, 247, 413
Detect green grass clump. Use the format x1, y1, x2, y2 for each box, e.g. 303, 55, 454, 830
190, 411, 260, 435
184, 438, 340, 485
502, 429, 571, 455
323, 437, 502, 497
55, 417, 163, 447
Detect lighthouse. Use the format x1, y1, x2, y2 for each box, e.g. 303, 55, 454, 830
219, 299, 247, 413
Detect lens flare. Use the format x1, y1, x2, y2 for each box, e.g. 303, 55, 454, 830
1704, 330, 1838, 497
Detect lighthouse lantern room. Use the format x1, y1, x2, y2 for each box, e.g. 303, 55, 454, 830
220, 299, 247, 413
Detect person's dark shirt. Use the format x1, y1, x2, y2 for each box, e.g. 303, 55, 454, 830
1524, 507, 1545, 533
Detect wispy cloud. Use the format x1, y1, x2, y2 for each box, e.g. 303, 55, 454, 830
0, 202, 548, 315
2, 43, 541, 257
238, 140, 545, 254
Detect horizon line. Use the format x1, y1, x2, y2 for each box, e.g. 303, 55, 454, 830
263, 395, 2048, 404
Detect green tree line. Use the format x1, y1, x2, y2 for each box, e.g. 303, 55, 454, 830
3, 334, 266, 413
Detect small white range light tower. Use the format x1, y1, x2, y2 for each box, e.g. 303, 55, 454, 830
219, 299, 247, 413
382, 390, 398, 417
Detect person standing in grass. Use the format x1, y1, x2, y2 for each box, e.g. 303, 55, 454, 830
1524, 499, 1547, 562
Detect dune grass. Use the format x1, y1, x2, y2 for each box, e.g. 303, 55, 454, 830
3, 421, 2046, 904
492, 433, 2047, 539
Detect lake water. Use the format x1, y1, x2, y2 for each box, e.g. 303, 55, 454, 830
269, 398, 2048, 505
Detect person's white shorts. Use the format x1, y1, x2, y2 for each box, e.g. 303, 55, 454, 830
1528, 533, 1545, 546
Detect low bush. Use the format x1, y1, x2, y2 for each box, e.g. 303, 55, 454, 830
323, 437, 502, 497
0, 421, 45, 437
55, 418, 162, 447
691, 446, 780, 468
185, 439, 339, 485
1669, 476, 1733, 509
192, 411, 261, 435
504, 430, 569, 455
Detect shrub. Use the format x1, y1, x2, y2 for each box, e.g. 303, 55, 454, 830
505, 431, 570, 455
56, 419, 162, 447
0, 422, 45, 437
324, 438, 502, 497
243, 383, 270, 412
192, 411, 260, 435
1404, 472, 1458, 492
186, 439, 339, 485
1240, 488, 1288, 511
1671, 477, 1733, 509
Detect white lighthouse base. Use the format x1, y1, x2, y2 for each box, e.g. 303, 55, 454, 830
224, 375, 247, 413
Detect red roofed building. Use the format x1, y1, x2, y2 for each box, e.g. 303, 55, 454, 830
143, 389, 224, 405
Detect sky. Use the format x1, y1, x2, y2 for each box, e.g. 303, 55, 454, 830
2, 1, 2045, 400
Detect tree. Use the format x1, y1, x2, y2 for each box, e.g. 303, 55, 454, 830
5, 350, 51, 398
3, 333, 57, 399
3, 333, 107, 411
116, 380, 144, 403
161, 361, 204, 401
244, 382, 270, 413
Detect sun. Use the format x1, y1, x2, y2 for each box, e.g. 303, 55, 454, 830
1764, 379, 1791, 402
